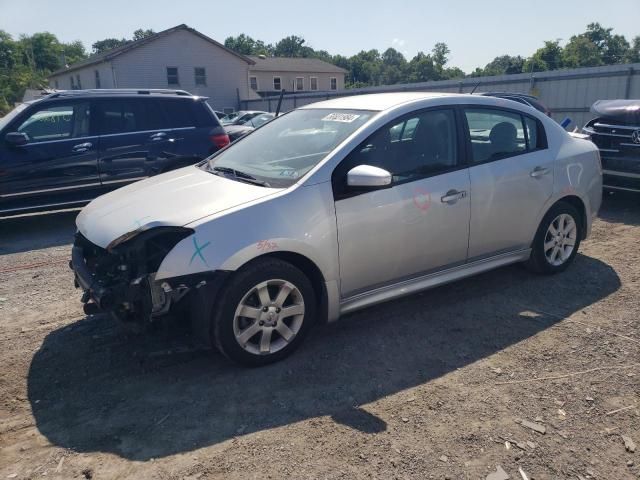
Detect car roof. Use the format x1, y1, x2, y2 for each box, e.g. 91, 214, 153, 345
38, 89, 202, 103
300, 92, 462, 112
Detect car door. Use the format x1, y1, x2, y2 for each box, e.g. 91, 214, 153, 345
0, 99, 100, 209
463, 107, 553, 260
95, 97, 175, 187
333, 108, 471, 298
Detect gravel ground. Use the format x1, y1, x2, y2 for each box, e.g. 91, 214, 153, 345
0, 194, 638, 480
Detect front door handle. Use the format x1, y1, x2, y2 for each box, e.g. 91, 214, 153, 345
150, 132, 168, 141
441, 189, 467, 204
530, 166, 550, 178
72, 142, 92, 153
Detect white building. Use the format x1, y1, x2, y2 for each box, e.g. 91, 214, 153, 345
48, 24, 346, 112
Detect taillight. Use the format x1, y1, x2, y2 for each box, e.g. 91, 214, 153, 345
210, 133, 230, 149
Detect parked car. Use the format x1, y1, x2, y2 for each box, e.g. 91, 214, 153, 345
220, 110, 267, 126
71, 92, 602, 366
480, 92, 552, 117
0, 89, 229, 217
225, 113, 275, 142
582, 99, 640, 193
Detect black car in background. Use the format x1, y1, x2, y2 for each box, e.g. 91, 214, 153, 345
0, 89, 229, 217
480, 92, 552, 117
582, 99, 640, 193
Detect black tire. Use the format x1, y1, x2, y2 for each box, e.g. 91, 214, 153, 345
525, 201, 582, 274
212, 258, 317, 366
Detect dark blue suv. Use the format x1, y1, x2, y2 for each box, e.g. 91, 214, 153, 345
0, 89, 229, 217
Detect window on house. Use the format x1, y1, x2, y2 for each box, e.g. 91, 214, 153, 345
95, 70, 101, 89
273, 77, 281, 91
194, 67, 206, 86
70, 76, 75, 89
167, 67, 179, 85
310, 77, 318, 91
54, 80, 59, 89
330, 77, 337, 90
250, 76, 258, 91
76, 75, 82, 89
296, 77, 304, 91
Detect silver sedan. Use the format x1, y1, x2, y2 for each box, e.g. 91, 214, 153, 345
72, 92, 603, 366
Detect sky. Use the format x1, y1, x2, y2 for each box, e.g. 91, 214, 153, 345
0, 0, 638, 73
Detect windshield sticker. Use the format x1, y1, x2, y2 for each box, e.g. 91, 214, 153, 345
322, 113, 361, 123
279, 170, 299, 178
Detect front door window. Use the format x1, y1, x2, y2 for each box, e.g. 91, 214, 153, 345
17, 102, 91, 143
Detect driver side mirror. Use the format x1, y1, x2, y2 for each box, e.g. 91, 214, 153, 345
347, 164, 392, 188
5, 132, 29, 146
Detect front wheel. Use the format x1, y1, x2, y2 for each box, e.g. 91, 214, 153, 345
212, 258, 316, 366
525, 202, 582, 274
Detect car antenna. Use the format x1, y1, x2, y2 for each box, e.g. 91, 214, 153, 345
469, 82, 481, 94
275, 89, 285, 116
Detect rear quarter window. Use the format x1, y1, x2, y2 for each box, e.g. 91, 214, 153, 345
158, 99, 218, 128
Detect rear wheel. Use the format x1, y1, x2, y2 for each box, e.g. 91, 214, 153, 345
525, 202, 582, 274
212, 258, 316, 366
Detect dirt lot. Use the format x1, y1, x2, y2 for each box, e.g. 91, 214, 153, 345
0, 194, 638, 480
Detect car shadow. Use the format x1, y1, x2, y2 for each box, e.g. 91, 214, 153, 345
0, 210, 78, 255
27, 253, 620, 461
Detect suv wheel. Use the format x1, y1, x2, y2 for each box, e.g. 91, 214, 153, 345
526, 202, 582, 274
212, 258, 316, 366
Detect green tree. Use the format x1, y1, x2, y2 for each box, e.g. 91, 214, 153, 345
62, 40, 87, 66
92, 38, 128, 54
431, 42, 450, 73
407, 52, 436, 83
274, 35, 306, 57
562, 35, 603, 68
224, 34, 259, 55
481, 55, 524, 76
524, 40, 563, 72
625, 35, 640, 63
132, 29, 155, 41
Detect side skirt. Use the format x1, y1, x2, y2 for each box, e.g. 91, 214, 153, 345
339, 249, 531, 316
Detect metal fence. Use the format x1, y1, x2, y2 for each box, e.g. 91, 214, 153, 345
240, 63, 640, 129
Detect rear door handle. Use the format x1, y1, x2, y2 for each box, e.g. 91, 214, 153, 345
150, 132, 168, 141
530, 166, 550, 178
441, 189, 467, 204
72, 142, 92, 153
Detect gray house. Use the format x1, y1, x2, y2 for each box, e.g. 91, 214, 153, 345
48, 25, 256, 111
48, 24, 348, 110
247, 56, 347, 95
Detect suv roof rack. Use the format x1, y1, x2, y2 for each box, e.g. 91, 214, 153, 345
47, 89, 193, 98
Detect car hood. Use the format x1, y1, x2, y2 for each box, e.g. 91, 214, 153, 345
76, 166, 282, 248
591, 99, 640, 124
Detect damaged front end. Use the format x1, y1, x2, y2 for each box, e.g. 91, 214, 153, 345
71, 227, 211, 325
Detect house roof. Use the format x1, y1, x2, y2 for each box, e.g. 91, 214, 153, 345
50, 24, 254, 76
248, 56, 348, 74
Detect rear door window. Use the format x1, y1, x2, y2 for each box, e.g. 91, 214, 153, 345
464, 108, 527, 163
96, 99, 164, 135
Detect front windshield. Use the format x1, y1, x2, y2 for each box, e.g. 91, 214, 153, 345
204, 108, 375, 188
0, 103, 29, 131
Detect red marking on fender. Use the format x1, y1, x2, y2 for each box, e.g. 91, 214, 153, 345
413, 188, 432, 212
257, 240, 278, 252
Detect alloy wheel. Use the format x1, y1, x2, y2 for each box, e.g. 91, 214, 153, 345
544, 213, 577, 267
233, 279, 305, 355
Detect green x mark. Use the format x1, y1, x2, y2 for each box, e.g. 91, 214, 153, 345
190, 236, 211, 266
